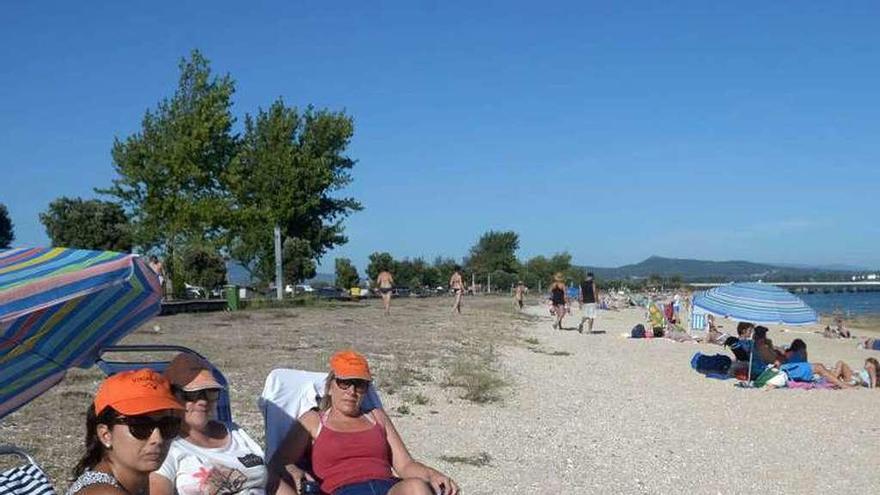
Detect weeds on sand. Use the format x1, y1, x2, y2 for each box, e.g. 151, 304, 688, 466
523, 337, 540, 345
528, 347, 571, 356
380, 361, 433, 395
444, 346, 506, 404
396, 404, 412, 415
439, 452, 492, 467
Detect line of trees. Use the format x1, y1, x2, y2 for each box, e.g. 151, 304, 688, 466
30, 50, 360, 298
0, 203, 13, 249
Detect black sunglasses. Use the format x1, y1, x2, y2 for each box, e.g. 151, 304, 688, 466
335, 378, 370, 393
115, 415, 181, 441
176, 388, 222, 403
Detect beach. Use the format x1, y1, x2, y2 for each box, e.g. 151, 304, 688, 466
3, 296, 880, 494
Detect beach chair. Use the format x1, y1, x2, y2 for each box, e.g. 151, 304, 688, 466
259, 368, 383, 462
0, 445, 55, 495
95, 344, 232, 425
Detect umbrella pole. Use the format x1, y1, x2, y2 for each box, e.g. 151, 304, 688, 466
747, 334, 754, 384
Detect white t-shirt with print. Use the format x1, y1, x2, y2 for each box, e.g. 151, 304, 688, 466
156, 424, 267, 495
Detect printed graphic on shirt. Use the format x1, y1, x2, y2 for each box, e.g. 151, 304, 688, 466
187, 465, 248, 495
238, 454, 264, 468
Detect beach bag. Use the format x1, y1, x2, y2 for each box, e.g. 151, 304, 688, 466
753, 367, 782, 388
631, 324, 646, 338
690, 352, 732, 375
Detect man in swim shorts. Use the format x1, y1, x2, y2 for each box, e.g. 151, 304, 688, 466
376, 269, 394, 316
578, 272, 599, 334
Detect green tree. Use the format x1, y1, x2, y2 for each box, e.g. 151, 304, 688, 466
0, 203, 14, 249
281, 237, 317, 284
433, 257, 461, 287
39, 197, 132, 251
465, 230, 520, 275
100, 50, 236, 296
181, 245, 227, 291
335, 258, 360, 289
366, 252, 395, 281
227, 98, 361, 283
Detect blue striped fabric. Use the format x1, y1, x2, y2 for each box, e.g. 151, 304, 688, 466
692, 282, 817, 326
0, 247, 162, 420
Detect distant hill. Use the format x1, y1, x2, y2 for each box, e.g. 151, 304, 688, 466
583, 256, 858, 282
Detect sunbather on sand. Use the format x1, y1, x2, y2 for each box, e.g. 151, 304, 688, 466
858, 338, 880, 351
832, 358, 879, 388
271, 350, 458, 495
150, 353, 296, 495
779, 361, 854, 388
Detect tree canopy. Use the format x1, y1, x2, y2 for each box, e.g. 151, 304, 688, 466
0, 203, 14, 249
228, 98, 361, 283
465, 230, 519, 275
334, 258, 359, 289
366, 252, 395, 281
40, 197, 132, 251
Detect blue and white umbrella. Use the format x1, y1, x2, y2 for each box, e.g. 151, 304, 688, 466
692, 282, 817, 326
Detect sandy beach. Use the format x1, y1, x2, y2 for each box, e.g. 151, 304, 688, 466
3, 296, 879, 494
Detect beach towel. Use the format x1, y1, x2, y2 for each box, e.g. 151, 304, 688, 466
259, 368, 383, 460
786, 379, 837, 390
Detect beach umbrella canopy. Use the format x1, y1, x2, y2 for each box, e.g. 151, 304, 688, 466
0, 247, 162, 419
692, 282, 817, 326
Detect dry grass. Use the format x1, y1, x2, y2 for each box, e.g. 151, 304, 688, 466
1, 295, 524, 491
439, 452, 492, 467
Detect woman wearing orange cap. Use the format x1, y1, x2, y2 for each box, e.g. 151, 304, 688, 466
67, 369, 184, 495
272, 350, 459, 495
150, 353, 296, 495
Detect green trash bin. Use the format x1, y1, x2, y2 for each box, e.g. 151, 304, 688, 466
225, 285, 240, 311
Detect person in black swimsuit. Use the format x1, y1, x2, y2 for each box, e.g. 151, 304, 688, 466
550, 273, 567, 330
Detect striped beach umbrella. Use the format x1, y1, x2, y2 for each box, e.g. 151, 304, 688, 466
692, 282, 817, 326
0, 247, 162, 419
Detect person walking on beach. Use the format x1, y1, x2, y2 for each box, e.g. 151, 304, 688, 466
550, 273, 567, 330
376, 269, 394, 316
450, 266, 464, 314
578, 272, 599, 333
514, 281, 525, 311
149, 255, 166, 299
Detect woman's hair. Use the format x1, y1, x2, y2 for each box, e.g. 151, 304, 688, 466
866, 358, 880, 374
72, 405, 119, 478
789, 339, 807, 352
753, 326, 769, 341
318, 371, 337, 412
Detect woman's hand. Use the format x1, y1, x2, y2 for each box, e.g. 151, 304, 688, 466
427, 471, 459, 495
284, 465, 314, 493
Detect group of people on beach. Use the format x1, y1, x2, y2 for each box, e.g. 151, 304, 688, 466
546, 272, 600, 334
709, 321, 879, 389
66, 350, 458, 495
375, 266, 466, 316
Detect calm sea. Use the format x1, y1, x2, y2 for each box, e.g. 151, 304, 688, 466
799, 292, 880, 317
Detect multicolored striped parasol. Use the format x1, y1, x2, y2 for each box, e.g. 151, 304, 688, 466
692, 282, 817, 326
0, 247, 162, 419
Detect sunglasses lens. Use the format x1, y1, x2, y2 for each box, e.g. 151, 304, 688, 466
122, 416, 181, 440
336, 378, 369, 392
181, 388, 221, 402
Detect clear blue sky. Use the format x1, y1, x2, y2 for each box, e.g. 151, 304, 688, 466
2, 1, 879, 272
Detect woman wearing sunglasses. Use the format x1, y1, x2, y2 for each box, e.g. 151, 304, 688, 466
68, 369, 184, 495
272, 350, 459, 495
150, 353, 296, 495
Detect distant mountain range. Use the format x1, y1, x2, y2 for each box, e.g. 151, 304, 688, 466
583, 256, 870, 282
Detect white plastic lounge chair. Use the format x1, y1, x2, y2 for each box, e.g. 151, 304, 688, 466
0, 445, 55, 495
258, 369, 383, 461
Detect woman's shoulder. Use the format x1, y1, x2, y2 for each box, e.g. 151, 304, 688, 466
298, 409, 321, 433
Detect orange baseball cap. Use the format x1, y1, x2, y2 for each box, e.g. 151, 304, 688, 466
94, 369, 184, 416
163, 353, 224, 392
330, 350, 372, 380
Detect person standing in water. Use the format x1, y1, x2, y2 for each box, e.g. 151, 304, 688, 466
550, 273, 567, 330
376, 269, 394, 316
578, 272, 600, 334
514, 281, 525, 311
449, 266, 464, 314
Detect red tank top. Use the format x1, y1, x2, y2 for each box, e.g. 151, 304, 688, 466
312, 410, 394, 493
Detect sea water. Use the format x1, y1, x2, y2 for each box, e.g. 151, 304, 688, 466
798, 292, 880, 317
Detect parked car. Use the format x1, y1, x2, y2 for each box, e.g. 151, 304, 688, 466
394, 286, 411, 298
285, 284, 315, 295
316, 286, 348, 300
